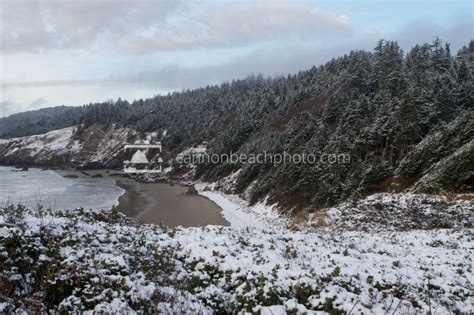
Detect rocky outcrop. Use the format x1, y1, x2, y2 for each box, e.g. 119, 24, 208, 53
0, 126, 80, 167
0, 124, 140, 169
186, 185, 198, 195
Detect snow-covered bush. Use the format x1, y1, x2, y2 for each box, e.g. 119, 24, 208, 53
1, 204, 472, 314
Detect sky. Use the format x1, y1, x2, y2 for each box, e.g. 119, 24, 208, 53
0, 0, 472, 117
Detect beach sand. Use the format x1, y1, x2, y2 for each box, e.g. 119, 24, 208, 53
87, 170, 230, 227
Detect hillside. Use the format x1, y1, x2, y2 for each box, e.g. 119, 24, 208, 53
0, 39, 473, 213
0, 106, 82, 138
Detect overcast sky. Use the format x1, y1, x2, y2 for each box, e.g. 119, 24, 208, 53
0, 0, 472, 117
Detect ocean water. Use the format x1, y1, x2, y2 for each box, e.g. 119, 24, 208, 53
0, 166, 125, 210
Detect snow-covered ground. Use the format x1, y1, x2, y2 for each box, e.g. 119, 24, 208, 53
0, 124, 142, 167
195, 182, 285, 229
1, 196, 472, 314
323, 193, 473, 231
1, 126, 79, 157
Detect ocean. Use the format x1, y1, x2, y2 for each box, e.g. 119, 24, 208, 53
0, 166, 124, 210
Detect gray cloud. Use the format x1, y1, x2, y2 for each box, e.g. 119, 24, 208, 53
394, 16, 473, 52
1, 0, 351, 54
115, 39, 378, 90
1, 0, 183, 53
0, 98, 49, 117
3, 17, 472, 96
117, 1, 353, 53
2, 38, 375, 94
2, 79, 112, 89
0, 100, 17, 117
0, 40, 371, 94
29, 97, 48, 109
1, 0, 471, 116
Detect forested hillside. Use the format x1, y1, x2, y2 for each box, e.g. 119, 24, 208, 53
0, 106, 83, 138
1, 39, 473, 211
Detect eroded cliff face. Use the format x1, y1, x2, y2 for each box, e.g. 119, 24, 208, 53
0, 124, 139, 169
0, 126, 79, 167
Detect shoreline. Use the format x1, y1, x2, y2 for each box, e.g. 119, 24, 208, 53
3, 165, 273, 228
115, 181, 148, 218
96, 171, 231, 227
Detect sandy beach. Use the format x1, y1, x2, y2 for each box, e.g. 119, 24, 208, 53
85, 170, 230, 227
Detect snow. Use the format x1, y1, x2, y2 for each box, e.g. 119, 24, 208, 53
260, 305, 287, 315
0, 126, 78, 157
195, 183, 285, 229
69, 140, 82, 153
323, 193, 473, 231
412, 139, 474, 192
89, 127, 133, 162
175, 145, 208, 167
163, 166, 173, 174
176, 145, 207, 157
0, 202, 472, 314
24, 126, 77, 156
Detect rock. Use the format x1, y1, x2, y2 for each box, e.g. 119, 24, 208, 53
21, 166, 29, 171
79, 161, 107, 170
63, 174, 79, 178
92, 174, 103, 178
186, 185, 197, 195
109, 173, 124, 177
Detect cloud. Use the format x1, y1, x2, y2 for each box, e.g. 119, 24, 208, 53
0, 100, 16, 117
1, 0, 351, 54
2, 79, 109, 89
0, 0, 183, 53
1, 0, 471, 117
1, 40, 366, 94
117, 1, 353, 53
30, 97, 48, 109
393, 15, 473, 51
3, 20, 472, 95
114, 39, 377, 90
0, 98, 48, 117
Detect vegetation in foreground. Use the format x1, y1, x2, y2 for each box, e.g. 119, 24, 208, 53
0, 198, 472, 314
